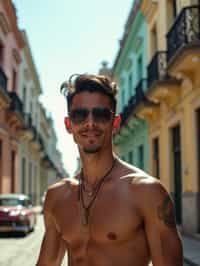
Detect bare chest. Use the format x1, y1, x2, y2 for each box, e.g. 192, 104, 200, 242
52, 184, 143, 245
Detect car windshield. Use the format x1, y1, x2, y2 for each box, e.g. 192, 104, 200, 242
0, 198, 27, 207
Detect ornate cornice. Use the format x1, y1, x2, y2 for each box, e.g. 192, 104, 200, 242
140, 0, 157, 23
2, 0, 25, 48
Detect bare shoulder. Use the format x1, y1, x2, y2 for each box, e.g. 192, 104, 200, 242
118, 159, 173, 216
44, 177, 79, 210
118, 159, 167, 193
122, 167, 176, 228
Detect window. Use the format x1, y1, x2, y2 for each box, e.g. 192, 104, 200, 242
167, 0, 177, 30
0, 42, 4, 65
12, 69, 17, 92
128, 151, 133, 164
11, 151, 16, 192
0, 140, 2, 191
128, 74, 132, 98
151, 25, 158, 57
138, 145, 144, 170
121, 89, 125, 110
21, 157, 26, 193
196, 109, 200, 188
29, 162, 32, 199
23, 87, 27, 112
137, 56, 143, 81
171, 124, 182, 224
196, 108, 200, 232
30, 101, 33, 116
172, 0, 177, 18
153, 137, 160, 178
33, 165, 37, 204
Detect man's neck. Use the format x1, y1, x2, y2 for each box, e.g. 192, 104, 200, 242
80, 151, 116, 186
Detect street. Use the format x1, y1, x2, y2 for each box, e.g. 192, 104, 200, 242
0, 215, 189, 266
0, 215, 68, 266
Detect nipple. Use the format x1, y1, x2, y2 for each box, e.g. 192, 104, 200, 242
107, 232, 117, 240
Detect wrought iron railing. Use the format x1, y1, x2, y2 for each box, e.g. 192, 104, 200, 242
43, 153, 54, 169
120, 98, 136, 127
38, 134, 45, 151
120, 79, 147, 127
147, 51, 168, 89
9, 91, 23, 115
0, 67, 7, 93
167, 5, 200, 62
24, 113, 32, 128
24, 113, 39, 142
32, 125, 38, 141
135, 78, 147, 103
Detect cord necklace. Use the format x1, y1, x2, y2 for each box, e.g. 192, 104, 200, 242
79, 159, 116, 226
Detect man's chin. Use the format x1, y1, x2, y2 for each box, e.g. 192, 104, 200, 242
83, 145, 101, 154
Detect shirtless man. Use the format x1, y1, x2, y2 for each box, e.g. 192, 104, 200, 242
36, 74, 183, 266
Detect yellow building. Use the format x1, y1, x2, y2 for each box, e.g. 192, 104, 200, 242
136, 0, 200, 234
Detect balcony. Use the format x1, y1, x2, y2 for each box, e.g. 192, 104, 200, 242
120, 79, 147, 127
42, 153, 55, 169
0, 67, 10, 109
21, 113, 35, 140
7, 91, 24, 129
9, 92, 23, 114
38, 134, 45, 157
147, 51, 180, 102
148, 51, 168, 89
31, 127, 41, 150
167, 5, 200, 78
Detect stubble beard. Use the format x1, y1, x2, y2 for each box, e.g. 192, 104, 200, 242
83, 144, 102, 154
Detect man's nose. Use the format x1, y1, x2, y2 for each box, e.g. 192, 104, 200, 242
85, 112, 95, 127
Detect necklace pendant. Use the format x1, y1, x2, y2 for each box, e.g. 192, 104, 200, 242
82, 214, 88, 226
80, 206, 89, 226
84, 209, 90, 226
88, 191, 93, 197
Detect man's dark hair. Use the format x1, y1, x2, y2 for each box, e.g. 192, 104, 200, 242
60, 74, 118, 113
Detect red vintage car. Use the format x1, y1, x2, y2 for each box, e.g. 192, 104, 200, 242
0, 194, 37, 234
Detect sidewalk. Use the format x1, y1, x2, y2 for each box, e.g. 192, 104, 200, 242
182, 235, 200, 266
33, 205, 42, 214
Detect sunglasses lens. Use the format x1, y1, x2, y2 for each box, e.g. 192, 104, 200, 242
70, 108, 89, 124
93, 107, 112, 122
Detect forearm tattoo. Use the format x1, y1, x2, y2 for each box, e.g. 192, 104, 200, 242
157, 195, 176, 228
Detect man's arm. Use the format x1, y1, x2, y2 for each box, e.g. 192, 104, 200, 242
139, 180, 183, 265
36, 188, 65, 266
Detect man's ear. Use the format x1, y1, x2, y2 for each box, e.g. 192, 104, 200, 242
64, 117, 72, 134
112, 114, 121, 134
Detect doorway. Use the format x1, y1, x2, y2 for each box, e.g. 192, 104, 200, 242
196, 108, 200, 232
171, 124, 182, 225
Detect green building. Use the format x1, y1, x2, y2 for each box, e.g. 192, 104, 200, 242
113, 1, 148, 171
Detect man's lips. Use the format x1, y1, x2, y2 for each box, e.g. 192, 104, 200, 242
79, 130, 102, 137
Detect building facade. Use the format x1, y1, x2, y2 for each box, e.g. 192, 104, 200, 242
18, 31, 43, 205
113, 0, 149, 172
0, 1, 67, 205
135, 0, 200, 234
0, 0, 25, 193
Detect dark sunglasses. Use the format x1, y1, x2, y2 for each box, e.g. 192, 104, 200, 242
69, 107, 114, 124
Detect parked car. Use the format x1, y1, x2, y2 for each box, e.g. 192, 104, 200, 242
0, 194, 37, 234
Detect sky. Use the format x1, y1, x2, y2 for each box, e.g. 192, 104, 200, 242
12, 0, 133, 176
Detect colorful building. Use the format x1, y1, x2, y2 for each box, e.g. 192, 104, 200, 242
0, 1, 67, 204
135, 0, 200, 234
18, 31, 43, 205
112, 0, 149, 172
0, 0, 25, 193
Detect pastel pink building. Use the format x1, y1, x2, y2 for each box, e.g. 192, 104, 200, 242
0, 0, 25, 193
